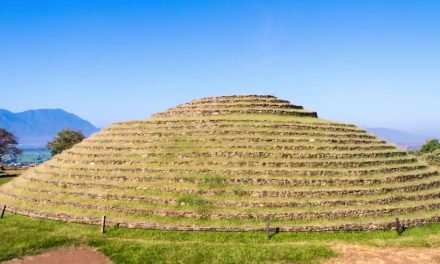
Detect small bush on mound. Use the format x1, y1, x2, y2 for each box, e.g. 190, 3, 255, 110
232, 186, 246, 197
201, 174, 228, 189
177, 194, 212, 207
424, 150, 440, 167
177, 194, 213, 219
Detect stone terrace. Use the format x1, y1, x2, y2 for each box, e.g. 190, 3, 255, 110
1, 95, 439, 232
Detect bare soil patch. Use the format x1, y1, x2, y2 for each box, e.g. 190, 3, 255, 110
326, 244, 440, 264
2, 247, 111, 264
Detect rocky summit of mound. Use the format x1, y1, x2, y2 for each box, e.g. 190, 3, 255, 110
1, 95, 439, 231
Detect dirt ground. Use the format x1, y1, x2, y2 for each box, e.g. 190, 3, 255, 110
326, 244, 440, 264
3, 244, 440, 264
2, 247, 111, 264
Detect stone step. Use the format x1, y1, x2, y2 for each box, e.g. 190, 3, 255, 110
13, 183, 440, 208
84, 137, 386, 145
177, 102, 304, 110
33, 168, 438, 186
107, 122, 363, 133
53, 156, 418, 169
3, 189, 440, 221
43, 163, 428, 176
3, 200, 440, 232
23, 171, 440, 197
75, 143, 395, 152
65, 149, 407, 159
152, 108, 318, 118
115, 118, 357, 129
96, 130, 376, 139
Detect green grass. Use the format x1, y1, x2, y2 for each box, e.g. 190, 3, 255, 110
2, 214, 440, 263
0, 177, 15, 185
0, 214, 335, 263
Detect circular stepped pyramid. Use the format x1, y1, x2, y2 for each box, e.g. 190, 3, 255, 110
1, 95, 440, 231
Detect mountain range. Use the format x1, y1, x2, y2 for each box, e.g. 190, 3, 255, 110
365, 127, 431, 151
0, 108, 98, 148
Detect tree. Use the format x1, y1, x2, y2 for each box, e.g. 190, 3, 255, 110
419, 139, 440, 153
0, 128, 21, 163
46, 129, 85, 156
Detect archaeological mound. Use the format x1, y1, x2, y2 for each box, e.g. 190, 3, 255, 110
1, 95, 440, 231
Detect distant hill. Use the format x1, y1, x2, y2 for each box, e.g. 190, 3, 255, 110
365, 127, 429, 151
0, 108, 99, 148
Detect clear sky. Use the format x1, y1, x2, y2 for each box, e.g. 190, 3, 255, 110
1, 0, 439, 137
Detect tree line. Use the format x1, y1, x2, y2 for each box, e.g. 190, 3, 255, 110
0, 128, 85, 163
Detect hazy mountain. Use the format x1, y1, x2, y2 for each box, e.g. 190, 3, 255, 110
365, 127, 430, 151
0, 108, 98, 148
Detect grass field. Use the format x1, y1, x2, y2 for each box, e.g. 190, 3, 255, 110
2, 213, 440, 263
0, 214, 334, 263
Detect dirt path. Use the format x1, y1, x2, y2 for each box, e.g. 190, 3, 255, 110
2, 247, 111, 264
326, 244, 440, 264
3, 244, 440, 264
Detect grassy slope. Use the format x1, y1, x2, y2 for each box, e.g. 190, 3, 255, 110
2, 214, 440, 263
0, 167, 25, 185
0, 177, 14, 185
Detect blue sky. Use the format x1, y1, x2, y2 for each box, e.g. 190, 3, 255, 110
1, 0, 439, 137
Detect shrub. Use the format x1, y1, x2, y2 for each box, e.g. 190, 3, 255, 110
177, 194, 212, 207
425, 150, 440, 166
420, 139, 440, 153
